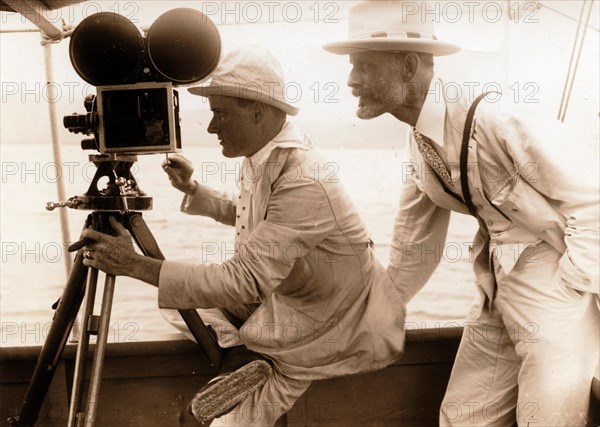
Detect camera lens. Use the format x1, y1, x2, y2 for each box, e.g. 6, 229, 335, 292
69, 12, 144, 85
63, 113, 96, 134
147, 9, 221, 84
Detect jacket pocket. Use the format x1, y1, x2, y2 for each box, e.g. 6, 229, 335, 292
496, 177, 567, 252
556, 276, 585, 300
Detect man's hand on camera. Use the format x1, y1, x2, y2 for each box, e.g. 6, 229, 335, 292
81, 216, 161, 286
162, 153, 197, 195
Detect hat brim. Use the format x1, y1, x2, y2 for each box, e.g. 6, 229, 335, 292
188, 85, 299, 116
323, 38, 461, 56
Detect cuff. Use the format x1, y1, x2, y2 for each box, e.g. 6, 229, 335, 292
158, 260, 184, 309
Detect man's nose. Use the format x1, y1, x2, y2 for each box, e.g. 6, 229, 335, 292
347, 67, 361, 89
207, 118, 218, 134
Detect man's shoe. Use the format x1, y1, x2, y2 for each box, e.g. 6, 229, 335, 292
189, 359, 272, 423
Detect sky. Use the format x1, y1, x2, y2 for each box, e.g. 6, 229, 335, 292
0, 1, 598, 149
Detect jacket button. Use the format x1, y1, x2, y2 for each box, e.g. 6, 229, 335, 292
511, 207, 519, 212
583, 278, 591, 286
477, 205, 484, 210
487, 219, 494, 226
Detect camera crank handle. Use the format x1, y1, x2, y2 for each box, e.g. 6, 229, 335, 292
46, 199, 81, 211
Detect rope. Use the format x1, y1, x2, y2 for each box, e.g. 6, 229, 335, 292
557, 0, 596, 122
39, 18, 74, 45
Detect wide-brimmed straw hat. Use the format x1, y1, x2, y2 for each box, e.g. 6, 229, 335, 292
323, 0, 460, 56
188, 45, 299, 116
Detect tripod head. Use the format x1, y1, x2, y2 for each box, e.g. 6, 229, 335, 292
46, 153, 155, 254
47, 154, 152, 213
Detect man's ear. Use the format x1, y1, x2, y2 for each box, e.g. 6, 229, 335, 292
253, 102, 265, 123
401, 53, 420, 82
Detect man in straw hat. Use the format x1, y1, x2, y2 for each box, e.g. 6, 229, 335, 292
80, 45, 405, 426
323, 1, 599, 426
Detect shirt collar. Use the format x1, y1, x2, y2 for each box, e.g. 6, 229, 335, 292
271, 121, 314, 149
243, 121, 312, 187
248, 136, 277, 167
250, 122, 312, 163
243, 139, 276, 188
413, 78, 446, 148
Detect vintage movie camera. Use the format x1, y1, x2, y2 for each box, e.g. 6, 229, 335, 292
9, 12, 224, 426
48, 8, 221, 213
63, 9, 221, 154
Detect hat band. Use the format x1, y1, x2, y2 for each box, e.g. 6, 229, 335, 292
351, 29, 438, 41
209, 81, 288, 102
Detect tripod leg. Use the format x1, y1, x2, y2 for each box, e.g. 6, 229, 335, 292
83, 273, 116, 427
178, 310, 223, 369
67, 267, 99, 427
9, 252, 89, 427
125, 212, 222, 371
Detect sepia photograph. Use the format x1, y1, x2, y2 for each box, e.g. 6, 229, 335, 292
1, 1, 598, 425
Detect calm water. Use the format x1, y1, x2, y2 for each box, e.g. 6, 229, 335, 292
0, 143, 478, 347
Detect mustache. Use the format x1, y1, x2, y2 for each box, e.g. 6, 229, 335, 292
351, 88, 363, 98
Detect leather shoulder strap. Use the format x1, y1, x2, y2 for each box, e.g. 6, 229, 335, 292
460, 92, 493, 217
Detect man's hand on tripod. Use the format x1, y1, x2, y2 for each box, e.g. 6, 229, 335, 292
163, 153, 198, 195
81, 216, 162, 286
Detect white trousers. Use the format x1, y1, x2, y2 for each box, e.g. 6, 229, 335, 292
160, 308, 311, 427
440, 243, 599, 426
